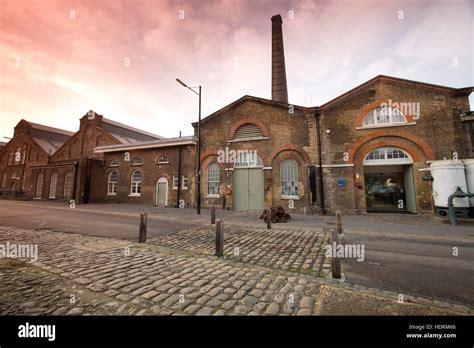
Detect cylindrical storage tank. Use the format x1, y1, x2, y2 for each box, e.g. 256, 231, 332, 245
463, 159, 474, 207
430, 160, 469, 215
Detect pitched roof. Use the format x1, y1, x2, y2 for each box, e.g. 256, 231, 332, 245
94, 135, 196, 153
25, 120, 75, 137
101, 117, 163, 142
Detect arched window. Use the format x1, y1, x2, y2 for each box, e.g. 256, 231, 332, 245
49, 172, 58, 199
109, 159, 119, 167
207, 163, 220, 196
233, 123, 263, 140
108, 171, 118, 195
131, 158, 143, 166
130, 170, 142, 196
21, 150, 26, 164
280, 160, 298, 197
1, 172, 7, 189
64, 171, 73, 198
363, 147, 412, 165
7, 152, 13, 165
35, 172, 44, 198
362, 106, 406, 127
157, 156, 169, 164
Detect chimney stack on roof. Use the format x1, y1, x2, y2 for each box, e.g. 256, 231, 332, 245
271, 14, 288, 104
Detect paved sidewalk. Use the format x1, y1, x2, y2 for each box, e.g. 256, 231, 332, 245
0, 226, 470, 315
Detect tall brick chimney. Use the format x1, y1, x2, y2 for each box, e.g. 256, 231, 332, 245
271, 14, 288, 103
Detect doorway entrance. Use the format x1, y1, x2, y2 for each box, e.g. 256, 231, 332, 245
156, 177, 168, 206
363, 147, 416, 213
232, 152, 264, 211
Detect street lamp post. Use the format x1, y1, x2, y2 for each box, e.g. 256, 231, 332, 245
176, 78, 202, 214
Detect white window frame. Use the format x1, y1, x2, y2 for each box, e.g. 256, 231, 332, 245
157, 156, 170, 165
109, 159, 119, 167
107, 171, 118, 196
131, 158, 143, 166
130, 170, 142, 196
35, 173, 43, 198
49, 172, 58, 199
280, 160, 299, 199
363, 147, 412, 166
172, 175, 178, 189
64, 171, 73, 198
361, 106, 407, 129
207, 163, 220, 197
181, 175, 188, 190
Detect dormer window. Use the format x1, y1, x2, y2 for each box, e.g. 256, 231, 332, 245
362, 106, 406, 127
131, 158, 143, 166
109, 159, 119, 167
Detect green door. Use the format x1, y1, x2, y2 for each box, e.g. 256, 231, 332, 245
233, 168, 264, 211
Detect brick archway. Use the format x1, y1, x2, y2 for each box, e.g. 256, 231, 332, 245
348, 130, 434, 164
267, 144, 310, 166
228, 118, 269, 139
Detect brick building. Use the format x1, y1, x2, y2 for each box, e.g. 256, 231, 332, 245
1, 14, 473, 215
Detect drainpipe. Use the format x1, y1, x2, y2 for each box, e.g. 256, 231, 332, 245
315, 111, 326, 214
176, 131, 182, 207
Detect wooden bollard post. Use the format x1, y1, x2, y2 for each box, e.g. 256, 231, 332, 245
138, 213, 147, 243
331, 229, 341, 279
211, 205, 216, 224
336, 210, 342, 234
215, 219, 224, 257
266, 208, 272, 229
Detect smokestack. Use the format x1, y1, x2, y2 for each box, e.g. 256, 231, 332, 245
271, 14, 288, 104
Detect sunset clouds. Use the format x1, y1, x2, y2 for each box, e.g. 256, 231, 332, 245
0, 0, 472, 138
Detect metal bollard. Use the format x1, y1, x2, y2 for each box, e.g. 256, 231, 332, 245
331, 229, 341, 279
215, 219, 224, 257
138, 213, 147, 243
211, 205, 216, 224
336, 211, 342, 234
266, 208, 272, 229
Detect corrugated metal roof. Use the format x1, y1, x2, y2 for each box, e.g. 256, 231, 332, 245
102, 118, 163, 140
94, 136, 196, 153
27, 121, 74, 136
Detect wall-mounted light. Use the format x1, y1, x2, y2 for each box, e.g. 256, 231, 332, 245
355, 173, 360, 179
325, 129, 331, 134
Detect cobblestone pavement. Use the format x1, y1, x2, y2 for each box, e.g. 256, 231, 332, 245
147, 224, 330, 276
0, 226, 471, 316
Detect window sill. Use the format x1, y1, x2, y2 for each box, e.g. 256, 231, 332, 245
128, 194, 141, 197
227, 136, 269, 143
107, 193, 117, 196
205, 194, 220, 199
356, 122, 416, 130
281, 196, 299, 200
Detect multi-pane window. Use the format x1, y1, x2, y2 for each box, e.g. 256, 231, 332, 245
1, 172, 7, 189
364, 147, 411, 165
22, 171, 26, 191
182, 176, 188, 190
157, 156, 169, 164
7, 152, 13, 165
21, 150, 26, 164
280, 160, 298, 197
109, 159, 119, 167
207, 163, 220, 195
172, 175, 179, 189
35, 173, 43, 197
130, 170, 142, 196
49, 172, 58, 199
64, 171, 73, 198
131, 158, 143, 166
362, 106, 406, 127
108, 171, 118, 195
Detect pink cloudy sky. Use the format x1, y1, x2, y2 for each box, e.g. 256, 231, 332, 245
0, 0, 473, 139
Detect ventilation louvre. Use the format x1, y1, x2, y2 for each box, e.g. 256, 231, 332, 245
234, 124, 263, 140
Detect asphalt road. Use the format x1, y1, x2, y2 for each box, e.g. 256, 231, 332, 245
343, 231, 474, 307
0, 200, 190, 240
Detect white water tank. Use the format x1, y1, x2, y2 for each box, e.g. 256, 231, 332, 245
463, 159, 474, 206
430, 160, 469, 208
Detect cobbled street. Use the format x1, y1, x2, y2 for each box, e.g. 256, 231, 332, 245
0, 224, 470, 316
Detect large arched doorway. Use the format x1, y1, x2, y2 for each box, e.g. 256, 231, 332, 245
156, 177, 168, 206
363, 147, 416, 213
232, 152, 264, 211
